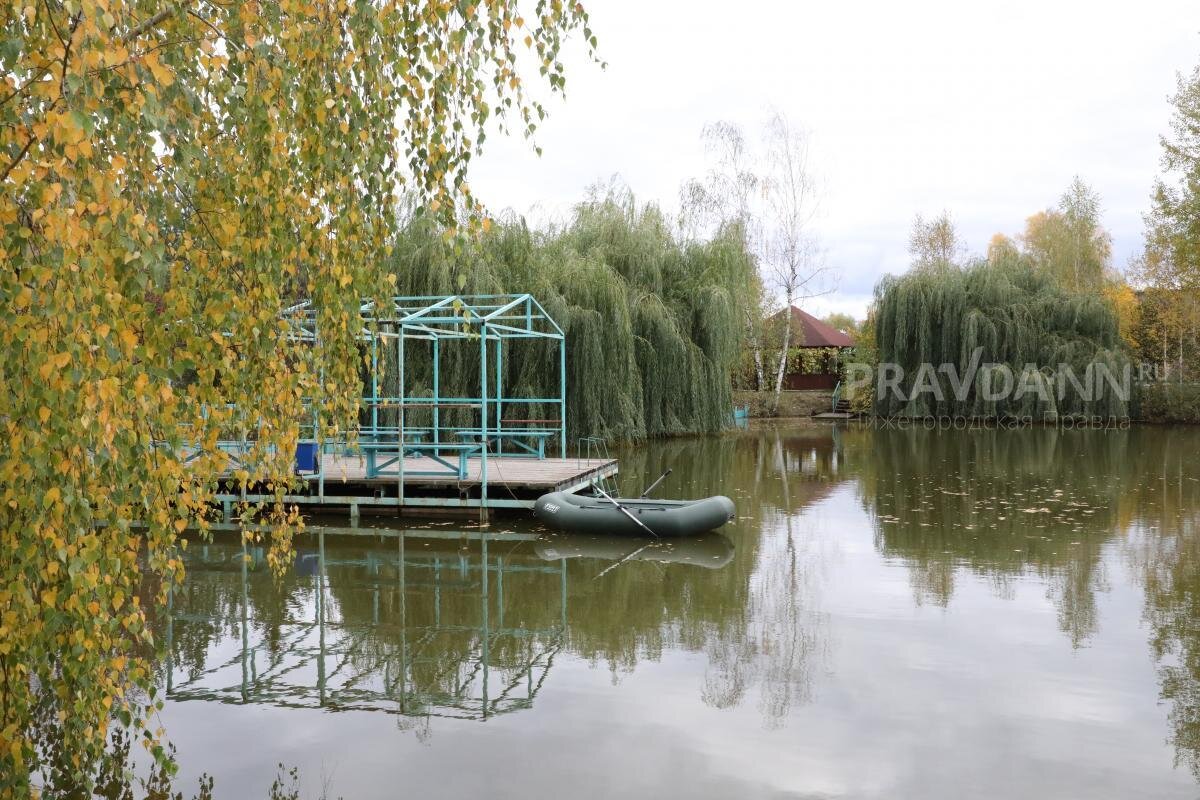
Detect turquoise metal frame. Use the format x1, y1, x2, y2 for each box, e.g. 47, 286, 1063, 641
280, 294, 568, 516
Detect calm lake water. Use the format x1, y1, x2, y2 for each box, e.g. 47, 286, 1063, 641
156, 422, 1200, 799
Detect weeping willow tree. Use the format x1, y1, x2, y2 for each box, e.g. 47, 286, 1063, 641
873, 254, 1130, 419
383, 188, 758, 441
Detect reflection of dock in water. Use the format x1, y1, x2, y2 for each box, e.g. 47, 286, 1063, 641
165, 529, 566, 722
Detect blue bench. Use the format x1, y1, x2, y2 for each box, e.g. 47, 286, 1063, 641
359, 439, 482, 480
454, 429, 556, 459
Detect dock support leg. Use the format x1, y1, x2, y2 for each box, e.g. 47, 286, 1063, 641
349, 502, 360, 528
223, 499, 233, 524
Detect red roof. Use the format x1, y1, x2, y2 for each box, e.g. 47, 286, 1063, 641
775, 306, 855, 347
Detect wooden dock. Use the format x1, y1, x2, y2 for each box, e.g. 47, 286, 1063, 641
214, 453, 619, 521
313, 453, 615, 489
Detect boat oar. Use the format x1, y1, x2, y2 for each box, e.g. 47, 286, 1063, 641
640, 468, 672, 498
593, 542, 658, 580
592, 483, 659, 539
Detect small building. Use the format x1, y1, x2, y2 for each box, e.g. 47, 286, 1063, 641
773, 306, 855, 390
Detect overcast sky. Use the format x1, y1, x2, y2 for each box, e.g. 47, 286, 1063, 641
470, 0, 1200, 320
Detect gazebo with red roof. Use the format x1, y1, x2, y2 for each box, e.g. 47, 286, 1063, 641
772, 306, 855, 390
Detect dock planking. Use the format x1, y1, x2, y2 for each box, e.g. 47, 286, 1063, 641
214, 454, 620, 519
313, 454, 617, 490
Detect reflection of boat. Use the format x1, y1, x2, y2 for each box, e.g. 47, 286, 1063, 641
534, 531, 735, 568
533, 491, 736, 537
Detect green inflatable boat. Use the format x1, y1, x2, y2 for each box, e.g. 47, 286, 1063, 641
533, 490, 736, 537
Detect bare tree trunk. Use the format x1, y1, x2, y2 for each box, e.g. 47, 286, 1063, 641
773, 304, 793, 408
745, 311, 765, 391
1163, 332, 1169, 381
1191, 311, 1197, 383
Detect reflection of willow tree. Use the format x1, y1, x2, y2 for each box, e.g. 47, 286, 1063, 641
598, 425, 846, 724
1122, 429, 1200, 780
854, 426, 1137, 646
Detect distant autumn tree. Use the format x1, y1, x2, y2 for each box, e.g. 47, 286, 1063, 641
1137, 240, 1199, 381
991, 197, 1134, 352
1022, 177, 1112, 292
987, 233, 1021, 264
822, 312, 859, 338
909, 211, 965, 270
0, 1, 596, 793
1140, 60, 1200, 381
1147, 65, 1200, 289
1103, 282, 1142, 352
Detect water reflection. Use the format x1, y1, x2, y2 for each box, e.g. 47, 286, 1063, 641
166, 532, 567, 728
162, 529, 750, 733
605, 427, 838, 725
157, 423, 844, 739
853, 424, 1200, 785
145, 422, 1200, 797
851, 427, 1199, 645
155, 425, 878, 746
534, 531, 735, 569
1120, 435, 1200, 780
853, 427, 1136, 645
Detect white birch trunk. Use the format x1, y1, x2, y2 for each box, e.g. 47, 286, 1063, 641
773, 306, 793, 407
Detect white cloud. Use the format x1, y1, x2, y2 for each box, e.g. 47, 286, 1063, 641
471, 0, 1200, 320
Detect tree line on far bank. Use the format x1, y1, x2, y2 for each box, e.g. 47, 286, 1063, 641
848, 58, 1200, 422
441, 73, 1200, 430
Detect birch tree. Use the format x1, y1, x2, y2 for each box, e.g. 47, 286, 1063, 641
1022, 178, 1112, 292
761, 113, 825, 407
682, 114, 826, 401
909, 211, 965, 270
680, 121, 769, 388
0, 1, 596, 792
